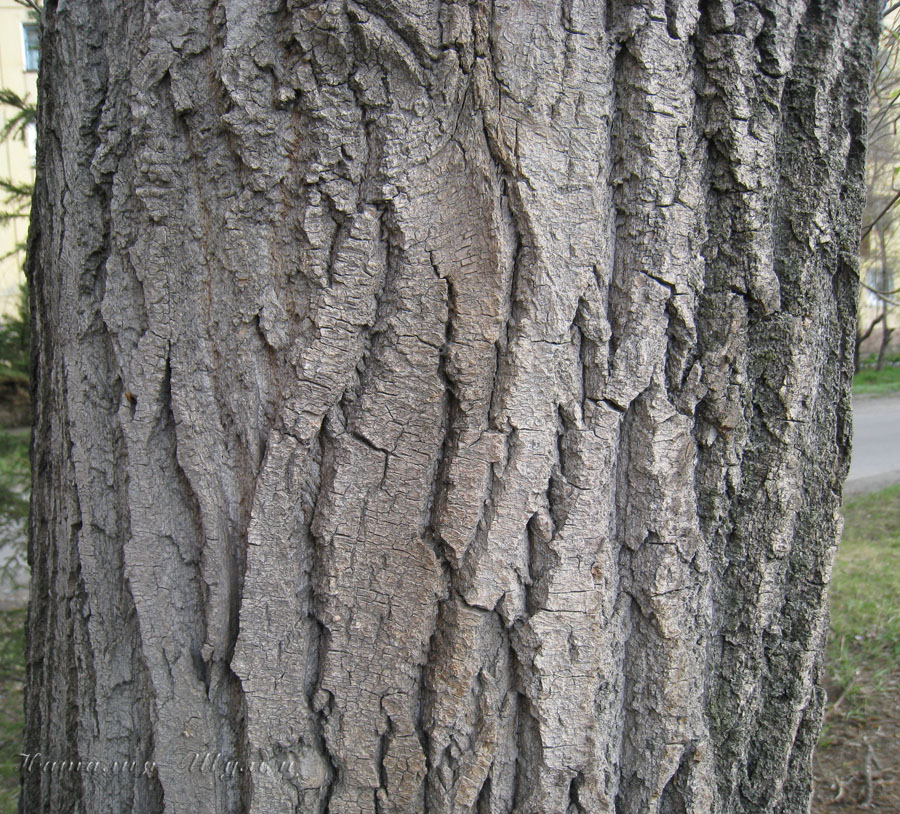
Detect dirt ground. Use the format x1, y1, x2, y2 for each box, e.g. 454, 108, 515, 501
813, 667, 899, 812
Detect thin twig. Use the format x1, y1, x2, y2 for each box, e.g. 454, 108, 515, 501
832, 775, 848, 803
861, 738, 875, 808
861, 189, 900, 240
12, 0, 42, 13
860, 279, 900, 307
859, 312, 886, 348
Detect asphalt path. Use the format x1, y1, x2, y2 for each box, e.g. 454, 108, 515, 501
846, 394, 900, 496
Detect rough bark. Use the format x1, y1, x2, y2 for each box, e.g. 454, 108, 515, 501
24, 1, 878, 813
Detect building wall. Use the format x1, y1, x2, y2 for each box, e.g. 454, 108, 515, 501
0, 2, 36, 318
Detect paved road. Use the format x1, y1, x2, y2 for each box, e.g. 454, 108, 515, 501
846, 394, 900, 496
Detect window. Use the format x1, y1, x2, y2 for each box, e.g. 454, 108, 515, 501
23, 23, 39, 73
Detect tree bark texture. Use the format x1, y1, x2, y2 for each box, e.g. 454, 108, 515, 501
24, 1, 877, 812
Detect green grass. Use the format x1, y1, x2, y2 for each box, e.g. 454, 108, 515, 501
853, 363, 900, 395
826, 484, 900, 716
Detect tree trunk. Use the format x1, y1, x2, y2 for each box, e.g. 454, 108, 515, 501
876, 304, 894, 369
875, 229, 894, 370
855, 310, 884, 372
23, 1, 878, 812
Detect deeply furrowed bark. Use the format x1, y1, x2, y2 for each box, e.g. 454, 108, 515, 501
24, 1, 877, 812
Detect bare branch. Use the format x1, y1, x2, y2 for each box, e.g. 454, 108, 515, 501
859, 310, 886, 342
861, 189, 900, 240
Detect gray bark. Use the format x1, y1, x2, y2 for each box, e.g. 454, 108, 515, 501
23, 1, 877, 812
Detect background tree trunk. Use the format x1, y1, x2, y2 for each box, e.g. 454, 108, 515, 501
24, 1, 878, 812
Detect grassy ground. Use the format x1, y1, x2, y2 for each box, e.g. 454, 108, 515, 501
813, 485, 900, 811
827, 485, 900, 696
854, 351, 900, 396
853, 364, 900, 396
